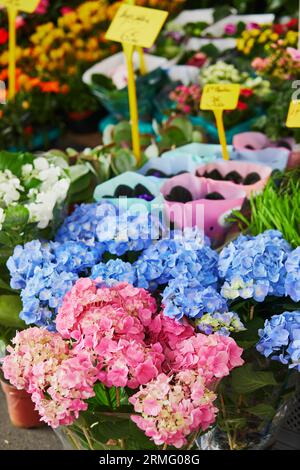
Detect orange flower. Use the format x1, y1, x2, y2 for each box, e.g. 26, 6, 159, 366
60, 84, 69, 94
0, 69, 8, 81
39, 81, 60, 93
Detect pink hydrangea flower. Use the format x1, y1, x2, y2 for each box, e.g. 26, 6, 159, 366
167, 333, 244, 385
97, 339, 164, 389
2, 328, 69, 392
130, 371, 218, 448
2, 328, 98, 428
56, 279, 157, 340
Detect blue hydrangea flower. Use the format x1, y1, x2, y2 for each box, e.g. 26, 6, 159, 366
285, 247, 300, 302
162, 278, 228, 321
56, 202, 160, 257
219, 230, 291, 302
103, 212, 160, 256
53, 241, 102, 274
20, 268, 78, 327
7, 240, 54, 290
55, 202, 115, 253
91, 259, 137, 285
195, 311, 245, 336
257, 311, 300, 371
134, 227, 218, 290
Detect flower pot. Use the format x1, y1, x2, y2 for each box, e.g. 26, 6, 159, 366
83, 52, 168, 121
197, 351, 298, 450
196, 160, 272, 197
65, 109, 105, 134
161, 173, 245, 244
232, 132, 294, 171
1, 380, 43, 429
93, 171, 163, 212
287, 145, 300, 170
139, 143, 219, 183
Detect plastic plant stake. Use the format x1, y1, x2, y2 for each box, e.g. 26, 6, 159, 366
0, 1, 40, 99
200, 84, 240, 161
106, 4, 168, 163
123, 43, 141, 162
213, 109, 229, 160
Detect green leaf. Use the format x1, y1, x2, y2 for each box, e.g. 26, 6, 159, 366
0, 151, 34, 177
0, 295, 25, 328
247, 404, 276, 420
0, 277, 12, 292
169, 116, 193, 140
231, 364, 277, 394
111, 149, 136, 175
113, 121, 132, 147
69, 163, 89, 182
91, 74, 114, 90
69, 172, 92, 196
2, 205, 29, 230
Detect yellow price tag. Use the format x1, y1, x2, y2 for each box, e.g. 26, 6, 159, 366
200, 84, 240, 161
200, 84, 241, 110
106, 4, 168, 48
0, 0, 40, 13
286, 100, 300, 128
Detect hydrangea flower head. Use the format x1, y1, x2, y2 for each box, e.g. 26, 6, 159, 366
219, 230, 291, 302
285, 247, 300, 302
162, 278, 227, 321
257, 310, 300, 371
130, 371, 218, 448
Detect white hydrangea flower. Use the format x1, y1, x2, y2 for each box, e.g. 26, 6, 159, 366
0, 207, 5, 231
25, 178, 70, 229
0, 170, 23, 206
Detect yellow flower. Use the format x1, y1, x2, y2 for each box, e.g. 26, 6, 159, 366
87, 37, 99, 50
258, 34, 267, 43
270, 33, 279, 41
245, 38, 255, 51
22, 101, 30, 110
236, 39, 244, 50
250, 29, 260, 37
75, 38, 84, 48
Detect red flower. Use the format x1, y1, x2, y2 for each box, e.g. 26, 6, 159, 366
24, 126, 33, 136
286, 18, 298, 30
240, 88, 253, 97
0, 28, 8, 45
237, 101, 248, 111
273, 24, 286, 35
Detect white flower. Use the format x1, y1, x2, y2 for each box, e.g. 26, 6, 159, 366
25, 178, 70, 229
0, 207, 5, 231
21, 164, 33, 177
39, 166, 62, 192
33, 157, 49, 172
0, 170, 23, 206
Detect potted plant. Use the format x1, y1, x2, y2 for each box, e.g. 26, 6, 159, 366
3, 203, 245, 449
